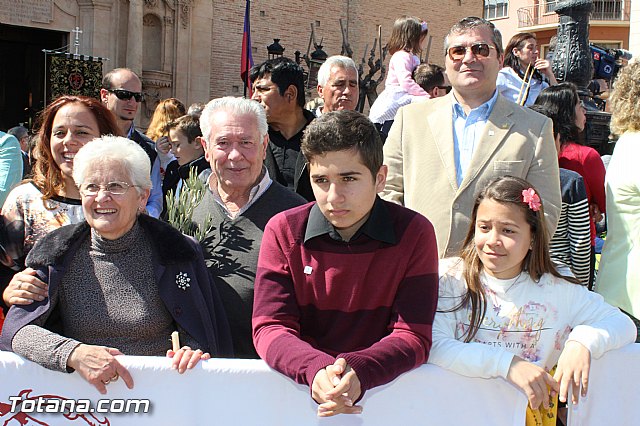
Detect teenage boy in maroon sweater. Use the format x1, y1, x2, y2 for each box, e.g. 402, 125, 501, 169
252, 110, 439, 417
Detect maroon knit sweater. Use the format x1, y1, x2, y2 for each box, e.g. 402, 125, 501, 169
252, 201, 438, 394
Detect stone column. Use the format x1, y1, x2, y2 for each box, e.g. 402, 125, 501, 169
126, 0, 143, 75
77, 0, 114, 60
552, 0, 594, 93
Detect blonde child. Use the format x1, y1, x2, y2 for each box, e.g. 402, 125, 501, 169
146, 98, 186, 170
430, 176, 636, 424
369, 16, 429, 140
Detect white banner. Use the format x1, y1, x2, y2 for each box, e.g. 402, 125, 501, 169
0, 344, 638, 425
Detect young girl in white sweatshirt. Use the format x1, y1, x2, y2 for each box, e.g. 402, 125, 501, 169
430, 176, 636, 424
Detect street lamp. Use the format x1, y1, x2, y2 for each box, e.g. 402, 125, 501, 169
307, 44, 327, 88
267, 39, 285, 60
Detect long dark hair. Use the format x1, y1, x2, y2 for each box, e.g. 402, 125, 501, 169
387, 16, 428, 55
503, 32, 543, 83
32, 95, 121, 202
534, 82, 581, 147
451, 176, 579, 342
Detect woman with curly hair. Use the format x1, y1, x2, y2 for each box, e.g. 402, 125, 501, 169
1, 95, 120, 310
595, 62, 640, 342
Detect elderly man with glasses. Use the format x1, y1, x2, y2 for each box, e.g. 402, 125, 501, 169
382, 17, 561, 258
100, 68, 163, 218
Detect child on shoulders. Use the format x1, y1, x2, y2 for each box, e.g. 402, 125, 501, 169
369, 16, 430, 141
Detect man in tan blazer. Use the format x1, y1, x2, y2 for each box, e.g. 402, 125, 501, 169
382, 17, 561, 258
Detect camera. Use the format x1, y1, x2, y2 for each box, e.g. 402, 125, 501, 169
590, 44, 632, 80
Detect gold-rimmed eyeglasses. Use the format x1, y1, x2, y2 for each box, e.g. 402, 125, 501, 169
447, 43, 496, 61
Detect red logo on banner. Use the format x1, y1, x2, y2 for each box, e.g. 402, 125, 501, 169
0, 389, 110, 425
68, 73, 85, 90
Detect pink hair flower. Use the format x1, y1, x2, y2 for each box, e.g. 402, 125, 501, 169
522, 188, 541, 211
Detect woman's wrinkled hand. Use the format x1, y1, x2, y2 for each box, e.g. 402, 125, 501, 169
166, 346, 211, 374
2, 268, 48, 307
67, 344, 134, 395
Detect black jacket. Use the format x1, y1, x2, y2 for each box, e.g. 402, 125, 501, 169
0, 214, 233, 357
161, 156, 211, 218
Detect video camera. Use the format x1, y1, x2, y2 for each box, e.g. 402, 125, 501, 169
590, 44, 632, 80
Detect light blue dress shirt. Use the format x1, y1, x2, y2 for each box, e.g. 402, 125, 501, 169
496, 67, 549, 107
452, 91, 499, 186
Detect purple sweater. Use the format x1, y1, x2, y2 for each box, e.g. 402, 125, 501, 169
252, 200, 438, 393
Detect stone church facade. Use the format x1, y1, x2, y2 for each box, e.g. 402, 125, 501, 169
0, 0, 479, 128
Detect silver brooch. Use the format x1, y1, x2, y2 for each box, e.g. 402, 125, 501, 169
176, 272, 191, 290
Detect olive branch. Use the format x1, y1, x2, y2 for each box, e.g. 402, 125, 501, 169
166, 168, 213, 241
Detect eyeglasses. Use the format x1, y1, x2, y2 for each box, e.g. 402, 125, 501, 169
79, 181, 139, 196
447, 43, 495, 61
437, 85, 452, 94
107, 89, 144, 102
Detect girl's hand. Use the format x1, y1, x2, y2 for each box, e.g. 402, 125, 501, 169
507, 356, 559, 409
554, 340, 591, 405
166, 346, 211, 373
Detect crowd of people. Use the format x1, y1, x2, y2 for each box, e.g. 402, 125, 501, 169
0, 15, 638, 422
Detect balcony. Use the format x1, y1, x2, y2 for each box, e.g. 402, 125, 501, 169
517, 0, 630, 28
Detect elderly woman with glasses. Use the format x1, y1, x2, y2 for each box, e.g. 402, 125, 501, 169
0, 136, 232, 394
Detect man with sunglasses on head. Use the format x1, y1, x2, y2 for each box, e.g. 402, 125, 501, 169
382, 16, 561, 258
100, 68, 163, 218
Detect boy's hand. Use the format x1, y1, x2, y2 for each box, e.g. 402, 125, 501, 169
507, 356, 559, 410
312, 358, 363, 416
156, 136, 171, 155
554, 340, 591, 405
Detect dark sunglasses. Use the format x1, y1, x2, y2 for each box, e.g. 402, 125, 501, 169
447, 43, 495, 61
107, 89, 144, 102
437, 85, 453, 94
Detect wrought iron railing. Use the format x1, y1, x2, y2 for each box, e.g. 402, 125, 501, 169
517, 0, 630, 28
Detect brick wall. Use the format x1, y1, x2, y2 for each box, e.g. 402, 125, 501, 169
209, 0, 481, 100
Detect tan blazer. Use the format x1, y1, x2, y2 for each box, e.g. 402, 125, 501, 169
382, 93, 561, 258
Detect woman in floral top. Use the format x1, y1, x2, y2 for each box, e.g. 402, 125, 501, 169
1, 95, 121, 310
